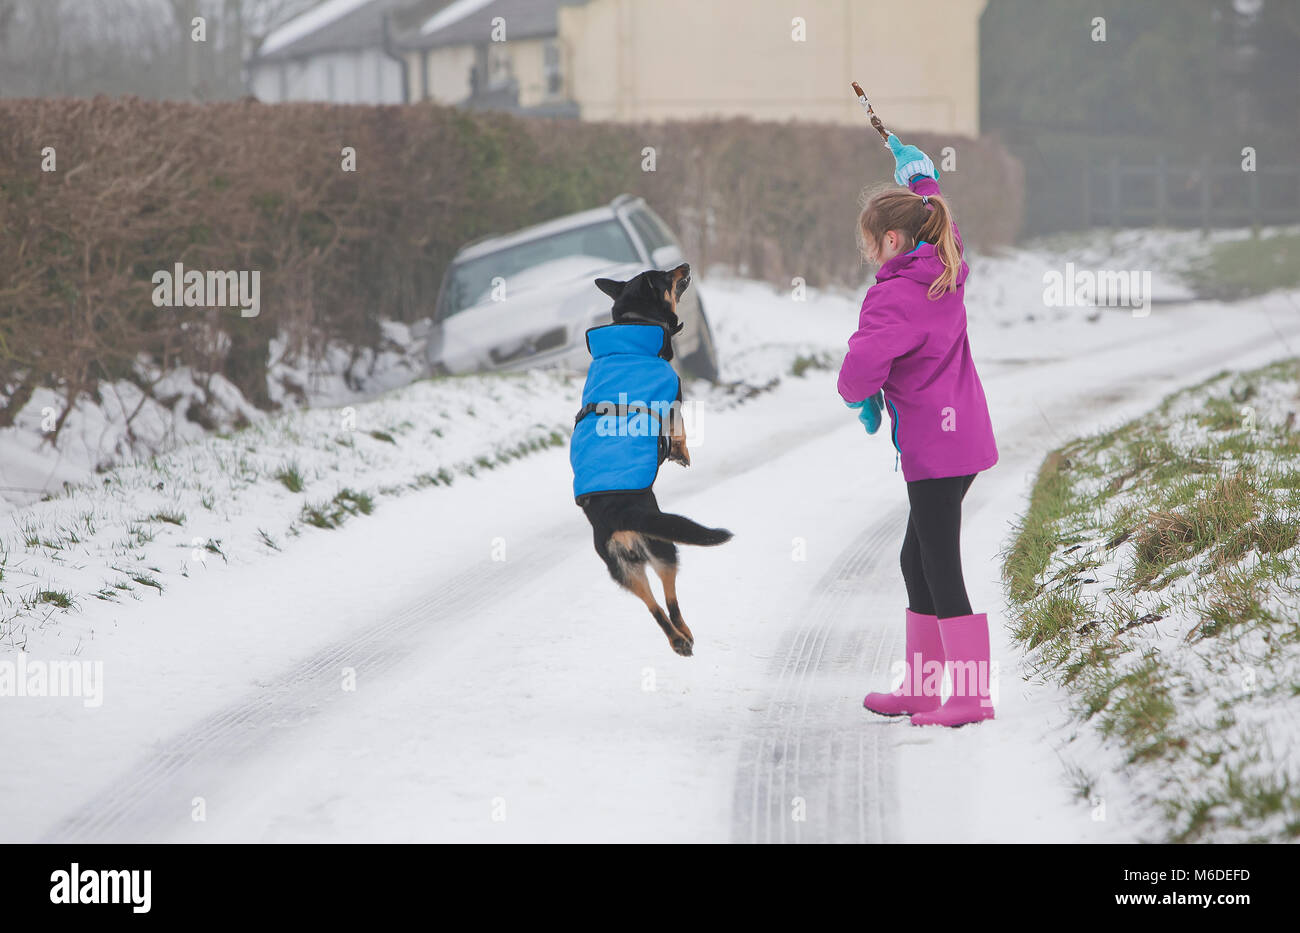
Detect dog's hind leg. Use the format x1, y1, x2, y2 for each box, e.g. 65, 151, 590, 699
608, 531, 692, 657
647, 537, 692, 650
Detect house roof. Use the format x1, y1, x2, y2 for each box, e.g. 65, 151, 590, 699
255, 0, 412, 62
405, 0, 563, 49
253, 0, 574, 62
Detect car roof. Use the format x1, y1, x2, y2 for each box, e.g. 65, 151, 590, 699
454, 196, 645, 262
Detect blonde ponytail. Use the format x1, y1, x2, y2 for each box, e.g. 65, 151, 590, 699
917, 194, 961, 300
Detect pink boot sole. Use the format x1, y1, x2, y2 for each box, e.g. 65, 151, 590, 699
863, 692, 940, 716
910, 704, 995, 727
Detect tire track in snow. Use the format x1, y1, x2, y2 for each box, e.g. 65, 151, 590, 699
732, 508, 907, 843
42, 548, 567, 842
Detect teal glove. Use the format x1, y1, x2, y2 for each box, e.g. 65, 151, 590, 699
886, 134, 938, 186
845, 390, 885, 434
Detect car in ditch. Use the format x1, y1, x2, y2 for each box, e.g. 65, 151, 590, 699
427, 195, 719, 381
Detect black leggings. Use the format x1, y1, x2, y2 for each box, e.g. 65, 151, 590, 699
900, 473, 976, 619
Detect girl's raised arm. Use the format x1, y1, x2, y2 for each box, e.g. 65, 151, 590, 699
889, 135, 963, 254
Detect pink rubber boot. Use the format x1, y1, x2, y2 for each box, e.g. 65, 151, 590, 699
863, 609, 944, 716
910, 613, 996, 727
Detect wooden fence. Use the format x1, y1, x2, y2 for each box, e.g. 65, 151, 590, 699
1082, 157, 1300, 230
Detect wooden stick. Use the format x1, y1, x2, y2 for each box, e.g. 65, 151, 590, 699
851, 81, 891, 145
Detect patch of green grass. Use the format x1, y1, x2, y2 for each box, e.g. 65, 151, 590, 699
275, 462, 306, 493
790, 352, 835, 378
1003, 450, 1095, 602
369, 430, 396, 444
1063, 761, 1098, 802
144, 509, 186, 526
1130, 474, 1259, 585
335, 488, 373, 515
124, 524, 157, 548
1092, 652, 1181, 763
411, 467, 456, 489
21, 522, 65, 550
203, 538, 226, 562
129, 572, 163, 593
1184, 232, 1300, 300
300, 488, 375, 530
1191, 565, 1273, 641
1211, 515, 1300, 567
1198, 396, 1245, 432
1010, 584, 1092, 653
35, 589, 74, 609
300, 503, 337, 530
1171, 759, 1300, 843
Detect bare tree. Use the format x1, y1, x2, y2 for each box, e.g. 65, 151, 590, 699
0, 0, 324, 100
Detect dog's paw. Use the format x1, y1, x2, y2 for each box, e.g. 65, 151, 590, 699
668, 606, 694, 649
671, 637, 694, 657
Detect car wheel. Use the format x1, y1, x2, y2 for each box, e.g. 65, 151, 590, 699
680, 302, 720, 382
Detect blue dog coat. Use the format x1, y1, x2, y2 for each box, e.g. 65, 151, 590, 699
570, 323, 682, 504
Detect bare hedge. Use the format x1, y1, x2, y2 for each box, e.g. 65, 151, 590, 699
0, 97, 1022, 425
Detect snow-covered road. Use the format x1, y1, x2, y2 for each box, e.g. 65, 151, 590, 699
8, 284, 1300, 843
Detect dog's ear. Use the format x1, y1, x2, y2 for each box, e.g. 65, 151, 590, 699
594, 278, 625, 299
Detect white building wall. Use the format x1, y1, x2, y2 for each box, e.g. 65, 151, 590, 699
250, 47, 404, 104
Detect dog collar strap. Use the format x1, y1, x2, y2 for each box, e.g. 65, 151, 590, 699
585, 323, 673, 361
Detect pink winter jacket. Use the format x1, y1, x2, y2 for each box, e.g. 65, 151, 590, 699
836, 177, 998, 482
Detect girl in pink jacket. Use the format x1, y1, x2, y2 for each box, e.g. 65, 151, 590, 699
837, 135, 998, 727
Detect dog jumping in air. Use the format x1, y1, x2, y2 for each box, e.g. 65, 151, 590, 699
569, 263, 732, 656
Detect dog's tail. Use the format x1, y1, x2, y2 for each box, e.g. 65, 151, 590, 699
626, 511, 733, 547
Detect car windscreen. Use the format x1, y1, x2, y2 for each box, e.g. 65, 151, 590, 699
627, 207, 676, 255
439, 219, 640, 320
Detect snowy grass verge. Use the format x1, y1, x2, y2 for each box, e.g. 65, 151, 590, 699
1003, 357, 1300, 842
0, 369, 578, 652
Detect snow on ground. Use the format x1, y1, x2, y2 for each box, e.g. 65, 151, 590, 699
0, 370, 262, 514
3, 227, 1299, 842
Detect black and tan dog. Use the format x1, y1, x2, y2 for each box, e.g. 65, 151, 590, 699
569, 263, 732, 656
